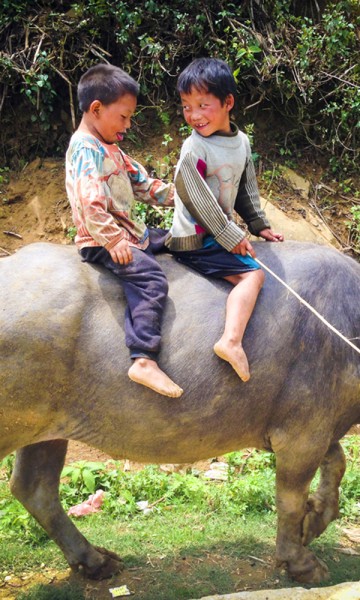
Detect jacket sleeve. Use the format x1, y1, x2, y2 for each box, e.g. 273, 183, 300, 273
122, 153, 174, 207
234, 153, 270, 235
175, 151, 246, 252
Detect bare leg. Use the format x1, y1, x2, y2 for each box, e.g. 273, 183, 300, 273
128, 358, 183, 398
214, 269, 264, 381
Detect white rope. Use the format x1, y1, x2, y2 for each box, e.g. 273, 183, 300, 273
254, 256, 360, 356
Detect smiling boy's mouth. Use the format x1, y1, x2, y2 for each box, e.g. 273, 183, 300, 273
116, 132, 124, 141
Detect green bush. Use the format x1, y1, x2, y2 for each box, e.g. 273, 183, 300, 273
347, 206, 360, 255
0, 1, 358, 172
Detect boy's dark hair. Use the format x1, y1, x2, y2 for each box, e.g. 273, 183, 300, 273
78, 63, 140, 112
177, 58, 236, 104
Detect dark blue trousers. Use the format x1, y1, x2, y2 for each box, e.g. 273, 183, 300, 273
80, 230, 169, 360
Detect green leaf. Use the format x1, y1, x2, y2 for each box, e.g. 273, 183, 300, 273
82, 469, 96, 494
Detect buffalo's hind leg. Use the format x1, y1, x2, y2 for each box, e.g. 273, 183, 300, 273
10, 440, 123, 579
275, 444, 330, 584
302, 441, 346, 546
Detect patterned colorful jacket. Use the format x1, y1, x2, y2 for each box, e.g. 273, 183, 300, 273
66, 132, 174, 250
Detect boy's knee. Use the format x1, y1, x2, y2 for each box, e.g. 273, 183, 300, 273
152, 269, 169, 297
247, 267, 265, 292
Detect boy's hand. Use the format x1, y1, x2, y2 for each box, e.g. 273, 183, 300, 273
231, 238, 256, 258
109, 239, 133, 265
259, 228, 284, 242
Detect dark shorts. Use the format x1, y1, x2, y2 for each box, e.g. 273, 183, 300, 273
172, 236, 260, 278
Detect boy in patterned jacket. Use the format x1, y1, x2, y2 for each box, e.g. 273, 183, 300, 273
166, 57, 284, 382
66, 63, 183, 398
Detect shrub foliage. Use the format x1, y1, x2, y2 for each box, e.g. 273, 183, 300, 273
0, 0, 359, 172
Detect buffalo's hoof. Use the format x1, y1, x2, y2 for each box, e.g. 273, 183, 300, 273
288, 556, 330, 584
73, 546, 124, 580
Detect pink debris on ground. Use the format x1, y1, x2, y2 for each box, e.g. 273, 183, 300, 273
67, 489, 105, 517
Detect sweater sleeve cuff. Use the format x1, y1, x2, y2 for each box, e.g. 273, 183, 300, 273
104, 231, 125, 251
215, 221, 245, 251
247, 216, 270, 236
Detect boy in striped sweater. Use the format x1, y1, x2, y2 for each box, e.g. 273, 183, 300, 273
166, 57, 283, 382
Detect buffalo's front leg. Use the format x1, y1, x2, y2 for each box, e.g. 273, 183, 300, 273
302, 442, 346, 545
275, 444, 330, 584
10, 440, 123, 579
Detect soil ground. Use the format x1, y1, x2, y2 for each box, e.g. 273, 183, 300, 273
0, 138, 359, 599
0, 132, 358, 258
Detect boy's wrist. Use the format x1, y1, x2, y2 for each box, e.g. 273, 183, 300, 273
105, 231, 125, 251
214, 221, 245, 252
247, 216, 271, 236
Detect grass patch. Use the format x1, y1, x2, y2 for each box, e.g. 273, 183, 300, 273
0, 438, 358, 599
4, 512, 359, 599
16, 583, 85, 600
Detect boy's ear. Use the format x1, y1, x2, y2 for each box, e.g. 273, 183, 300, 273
89, 99, 102, 116
225, 94, 235, 112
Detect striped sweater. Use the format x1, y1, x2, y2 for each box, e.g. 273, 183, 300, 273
166, 124, 269, 252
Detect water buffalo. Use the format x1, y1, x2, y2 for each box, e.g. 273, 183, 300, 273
1, 241, 359, 583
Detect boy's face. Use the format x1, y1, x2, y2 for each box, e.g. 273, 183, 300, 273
88, 93, 137, 144
180, 87, 234, 137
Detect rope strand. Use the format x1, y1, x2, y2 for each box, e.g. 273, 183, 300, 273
254, 255, 360, 356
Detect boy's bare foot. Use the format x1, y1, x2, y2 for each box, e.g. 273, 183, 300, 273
128, 358, 183, 398
213, 338, 250, 382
